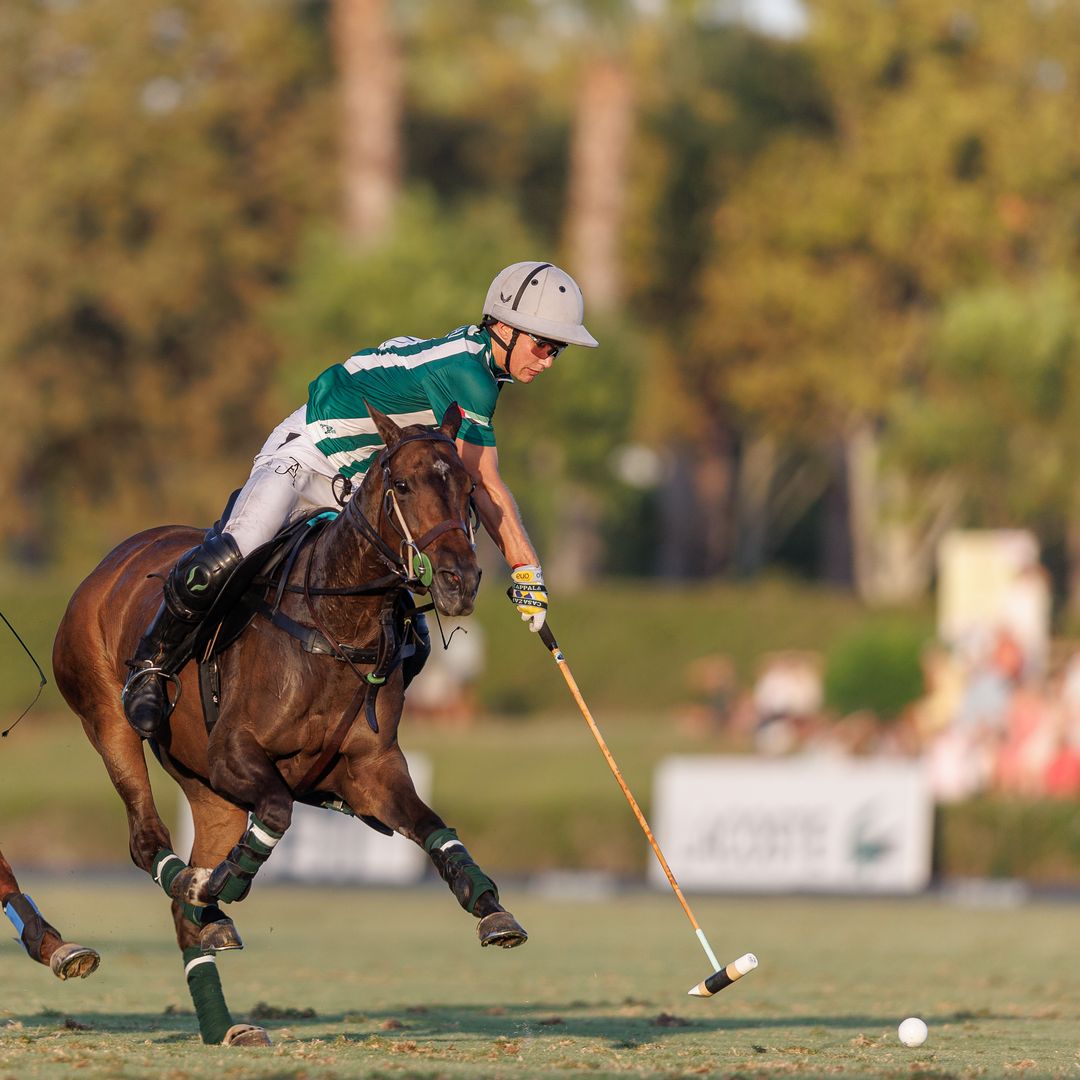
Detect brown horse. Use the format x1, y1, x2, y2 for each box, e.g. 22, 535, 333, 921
53, 404, 526, 1047
0, 848, 100, 979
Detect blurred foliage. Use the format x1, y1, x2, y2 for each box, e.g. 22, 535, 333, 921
0, 0, 336, 558
1, 0, 1079, 605
823, 620, 928, 720
936, 797, 1080, 884
890, 277, 1080, 526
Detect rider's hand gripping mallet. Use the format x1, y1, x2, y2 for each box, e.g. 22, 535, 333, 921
536, 623, 757, 997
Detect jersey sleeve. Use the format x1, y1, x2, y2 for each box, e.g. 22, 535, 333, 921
425, 362, 499, 447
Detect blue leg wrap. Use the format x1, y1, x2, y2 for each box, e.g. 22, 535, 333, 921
2, 893, 58, 962
3, 891, 37, 940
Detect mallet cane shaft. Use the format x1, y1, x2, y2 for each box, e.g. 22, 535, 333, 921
536, 623, 757, 997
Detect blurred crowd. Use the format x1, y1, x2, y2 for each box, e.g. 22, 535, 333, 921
676, 566, 1080, 804
911, 630, 1080, 803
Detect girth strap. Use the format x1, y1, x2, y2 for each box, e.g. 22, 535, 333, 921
253, 600, 380, 664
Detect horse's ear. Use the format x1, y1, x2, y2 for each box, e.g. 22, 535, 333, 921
439, 402, 463, 441
366, 402, 402, 450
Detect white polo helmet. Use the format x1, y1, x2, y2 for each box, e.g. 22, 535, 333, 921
482, 261, 599, 349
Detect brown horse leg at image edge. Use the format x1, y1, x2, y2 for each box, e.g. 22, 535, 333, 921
0, 849, 100, 979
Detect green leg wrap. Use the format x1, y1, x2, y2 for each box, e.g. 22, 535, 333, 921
209, 815, 282, 904
183, 945, 233, 1044
424, 827, 499, 914
182, 902, 227, 927
152, 849, 188, 897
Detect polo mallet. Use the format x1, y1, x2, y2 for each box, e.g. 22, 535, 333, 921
537, 622, 757, 997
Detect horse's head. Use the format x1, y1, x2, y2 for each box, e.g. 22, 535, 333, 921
360, 402, 481, 617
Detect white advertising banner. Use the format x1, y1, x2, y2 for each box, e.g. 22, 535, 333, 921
174, 753, 431, 885
652, 756, 933, 893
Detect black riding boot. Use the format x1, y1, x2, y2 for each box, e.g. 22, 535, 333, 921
121, 602, 196, 738
122, 532, 242, 739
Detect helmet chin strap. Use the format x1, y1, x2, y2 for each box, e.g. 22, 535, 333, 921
484, 318, 520, 380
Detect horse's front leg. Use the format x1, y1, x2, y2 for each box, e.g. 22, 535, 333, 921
161, 727, 293, 908
340, 747, 528, 948
167, 794, 270, 1048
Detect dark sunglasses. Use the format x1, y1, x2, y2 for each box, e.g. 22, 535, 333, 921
526, 332, 568, 358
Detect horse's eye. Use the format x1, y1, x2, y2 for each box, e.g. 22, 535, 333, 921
393, 479, 409, 495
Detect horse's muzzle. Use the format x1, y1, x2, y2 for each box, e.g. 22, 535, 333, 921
431, 564, 480, 617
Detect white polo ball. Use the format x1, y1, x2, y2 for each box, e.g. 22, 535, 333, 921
898, 1017, 928, 1047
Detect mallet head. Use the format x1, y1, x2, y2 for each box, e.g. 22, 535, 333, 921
687, 952, 758, 997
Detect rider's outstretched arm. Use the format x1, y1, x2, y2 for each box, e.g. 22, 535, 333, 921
457, 441, 537, 567
457, 440, 548, 631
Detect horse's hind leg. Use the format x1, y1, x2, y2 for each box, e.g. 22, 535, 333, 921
339, 747, 527, 948
69, 697, 172, 873
168, 792, 270, 1047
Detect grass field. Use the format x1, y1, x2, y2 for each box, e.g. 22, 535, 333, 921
2, 881, 1079, 1078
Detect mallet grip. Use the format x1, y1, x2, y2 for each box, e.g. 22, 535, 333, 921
688, 953, 759, 997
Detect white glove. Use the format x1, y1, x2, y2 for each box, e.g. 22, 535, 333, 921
508, 564, 548, 632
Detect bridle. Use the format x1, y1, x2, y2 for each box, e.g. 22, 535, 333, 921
375, 427, 477, 591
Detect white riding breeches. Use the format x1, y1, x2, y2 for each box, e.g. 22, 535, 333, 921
222, 407, 343, 557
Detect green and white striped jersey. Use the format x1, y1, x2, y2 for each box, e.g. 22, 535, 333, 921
304, 324, 507, 480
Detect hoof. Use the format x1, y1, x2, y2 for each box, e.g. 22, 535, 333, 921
222, 1023, 272, 1047
477, 911, 528, 949
200, 917, 243, 953
50, 943, 101, 980
169, 866, 213, 905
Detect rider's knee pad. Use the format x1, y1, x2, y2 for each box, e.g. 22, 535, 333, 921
165, 533, 242, 620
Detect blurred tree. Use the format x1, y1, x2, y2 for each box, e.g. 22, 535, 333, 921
891, 278, 1080, 610
624, 17, 834, 577
687, 0, 1080, 600
333, 0, 402, 247
0, 0, 334, 562
400, 0, 571, 234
